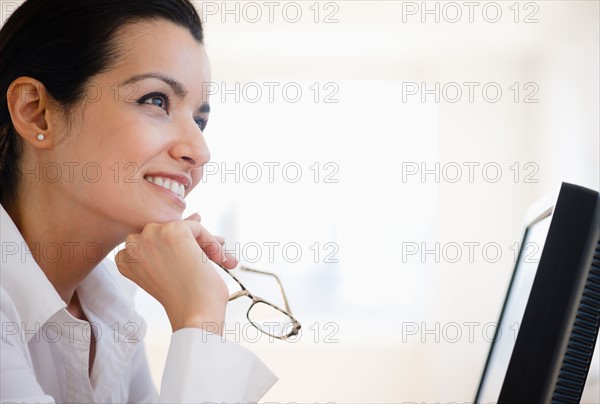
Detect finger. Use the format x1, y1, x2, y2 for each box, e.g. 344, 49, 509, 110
221, 249, 238, 270
182, 220, 237, 269
213, 236, 238, 269
185, 212, 201, 222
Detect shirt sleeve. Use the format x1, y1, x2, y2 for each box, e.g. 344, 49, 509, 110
157, 328, 278, 403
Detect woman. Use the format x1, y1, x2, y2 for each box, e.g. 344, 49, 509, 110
0, 0, 277, 401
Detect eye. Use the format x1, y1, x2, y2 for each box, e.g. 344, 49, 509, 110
195, 117, 208, 131
138, 92, 170, 112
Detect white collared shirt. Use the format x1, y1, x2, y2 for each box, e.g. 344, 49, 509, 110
0, 205, 278, 403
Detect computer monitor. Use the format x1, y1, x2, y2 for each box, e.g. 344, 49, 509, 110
475, 182, 600, 404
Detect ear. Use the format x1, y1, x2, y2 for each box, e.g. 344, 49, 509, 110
6, 77, 60, 150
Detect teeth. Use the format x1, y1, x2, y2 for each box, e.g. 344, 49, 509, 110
144, 176, 186, 198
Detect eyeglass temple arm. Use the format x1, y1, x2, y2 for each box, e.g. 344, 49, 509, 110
239, 266, 294, 314
218, 265, 251, 302
228, 290, 248, 301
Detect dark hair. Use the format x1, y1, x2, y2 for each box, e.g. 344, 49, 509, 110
0, 0, 203, 206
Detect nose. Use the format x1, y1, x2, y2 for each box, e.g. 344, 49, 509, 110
169, 120, 211, 168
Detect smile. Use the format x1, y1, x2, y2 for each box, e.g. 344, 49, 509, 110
144, 176, 186, 199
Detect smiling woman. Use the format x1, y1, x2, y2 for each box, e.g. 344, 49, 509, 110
0, 0, 277, 402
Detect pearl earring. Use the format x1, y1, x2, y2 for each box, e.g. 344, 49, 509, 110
37, 134, 45, 141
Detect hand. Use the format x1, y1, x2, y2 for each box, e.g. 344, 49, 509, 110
115, 213, 238, 334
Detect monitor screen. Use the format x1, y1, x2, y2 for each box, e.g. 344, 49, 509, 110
476, 215, 551, 401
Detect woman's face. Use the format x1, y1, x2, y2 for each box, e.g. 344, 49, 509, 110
47, 20, 212, 233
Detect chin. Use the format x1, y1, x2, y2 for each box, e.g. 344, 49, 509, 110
125, 211, 181, 233
149, 210, 183, 224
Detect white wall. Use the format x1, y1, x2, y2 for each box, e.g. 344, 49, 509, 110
172, 2, 598, 402
187, 1, 599, 402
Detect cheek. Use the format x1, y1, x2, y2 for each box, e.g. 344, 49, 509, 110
190, 168, 204, 190
80, 100, 156, 156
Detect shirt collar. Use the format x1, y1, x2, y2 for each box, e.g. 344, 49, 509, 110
1, 204, 66, 341
0, 204, 144, 343
77, 259, 144, 331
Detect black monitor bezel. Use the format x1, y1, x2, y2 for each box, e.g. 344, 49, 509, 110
475, 182, 600, 403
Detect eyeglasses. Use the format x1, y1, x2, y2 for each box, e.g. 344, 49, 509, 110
220, 265, 301, 340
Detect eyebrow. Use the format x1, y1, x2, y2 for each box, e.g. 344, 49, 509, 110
123, 73, 186, 96
121, 73, 210, 114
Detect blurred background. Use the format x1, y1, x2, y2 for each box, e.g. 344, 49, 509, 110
3, 0, 594, 402
136, 1, 599, 402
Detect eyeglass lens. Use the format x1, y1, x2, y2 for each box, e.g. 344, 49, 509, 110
248, 301, 295, 338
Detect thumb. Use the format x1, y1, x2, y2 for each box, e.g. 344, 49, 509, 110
114, 247, 136, 281
115, 240, 139, 267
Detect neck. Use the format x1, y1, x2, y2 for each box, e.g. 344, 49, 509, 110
5, 185, 130, 305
